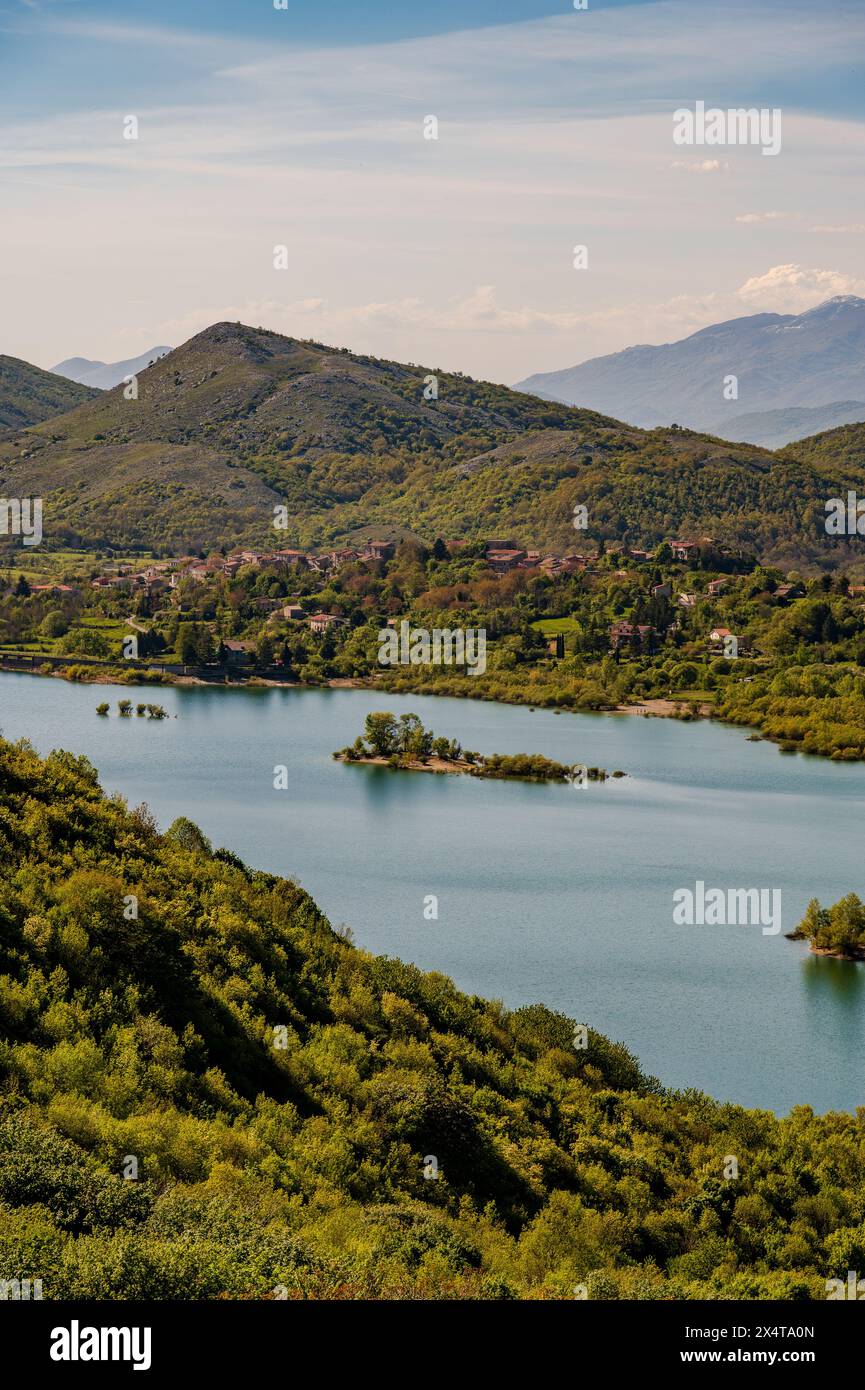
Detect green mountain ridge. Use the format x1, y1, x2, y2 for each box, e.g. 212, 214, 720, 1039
0, 356, 99, 435
0, 321, 861, 565
782, 419, 865, 471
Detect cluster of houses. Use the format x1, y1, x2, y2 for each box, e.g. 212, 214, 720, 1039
221, 611, 351, 665
90, 565, 170, 596
88, 539, 399, 597
485, 541, 590, 577
11, 525, 829, 676
84, 533, 734, 599
84, 532, 623, 606
88, 549, 361, 651
607, 574, 807, 654
84, 547, 377, 646
484, 534, 741, 577
174, 537, 398, 585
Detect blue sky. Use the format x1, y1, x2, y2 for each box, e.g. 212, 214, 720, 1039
1, 0, 863, 377
1, 0, 667, 56
2, 0, 863, 121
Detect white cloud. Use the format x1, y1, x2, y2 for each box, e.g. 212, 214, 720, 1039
736, 263, 865, 312
735, 211, 801, 223
344, 286, 595, 335
671, 159, 728, 173
155, 285, 736, 357
155, 288, 592, 344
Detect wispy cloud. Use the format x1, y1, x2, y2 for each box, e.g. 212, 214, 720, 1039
2, 0, 864, 376
672, 160, 729, 173
736, 211, 801, 223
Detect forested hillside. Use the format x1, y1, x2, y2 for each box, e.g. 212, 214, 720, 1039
785, 420, 865, 471
1, 322, 862, 565
0, 356, 98, 434
1, 737, 863, 1299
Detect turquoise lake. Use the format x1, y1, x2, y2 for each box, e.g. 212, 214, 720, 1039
1, 671, 863, 1115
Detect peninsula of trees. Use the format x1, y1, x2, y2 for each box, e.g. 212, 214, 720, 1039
789, 894, 865, 960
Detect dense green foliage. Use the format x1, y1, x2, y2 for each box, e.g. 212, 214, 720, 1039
1, 737, 865, 1300
476, 752, 606, 782
791, 895, 865, 959
787, 420, 865, 471
718, 664, 865, 760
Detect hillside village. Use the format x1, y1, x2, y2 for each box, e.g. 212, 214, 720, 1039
2, 522, 858, 715
2, 532, 769, 662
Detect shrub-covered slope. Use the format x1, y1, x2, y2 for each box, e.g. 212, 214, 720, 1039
0, 737, 862, 1299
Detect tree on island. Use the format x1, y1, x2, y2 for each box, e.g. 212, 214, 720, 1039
793, 893, 865, 957
396, 713, 433, 762
363, 711, 399, 757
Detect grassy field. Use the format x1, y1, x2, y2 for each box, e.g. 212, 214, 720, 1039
531, 617, 581, 636
0, 546, 161, 583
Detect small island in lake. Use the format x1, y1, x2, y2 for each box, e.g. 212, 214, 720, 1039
334, 711, 625, 783
786, 893, 865, 961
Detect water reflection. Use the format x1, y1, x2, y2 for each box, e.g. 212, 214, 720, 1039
802, 950, 865, 1006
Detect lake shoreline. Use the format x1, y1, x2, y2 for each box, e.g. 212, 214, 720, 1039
1, 667, 863, 1114
785, 933, 865, 963
0, 662, 713, 716
334, 751, 474, 775
0, 665, 839, 765
612, 698, 714, 718
334, 751, 622, 782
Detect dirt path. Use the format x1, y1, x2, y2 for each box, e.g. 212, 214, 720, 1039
613, 698, 713, 718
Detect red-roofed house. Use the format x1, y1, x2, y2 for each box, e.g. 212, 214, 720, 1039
308, 613, 349, 633
487, 549, 526, 574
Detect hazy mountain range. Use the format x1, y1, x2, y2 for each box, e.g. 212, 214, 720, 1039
1, 319, 864, 567
515, 297, 865, 447
51, 347, 171, 391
